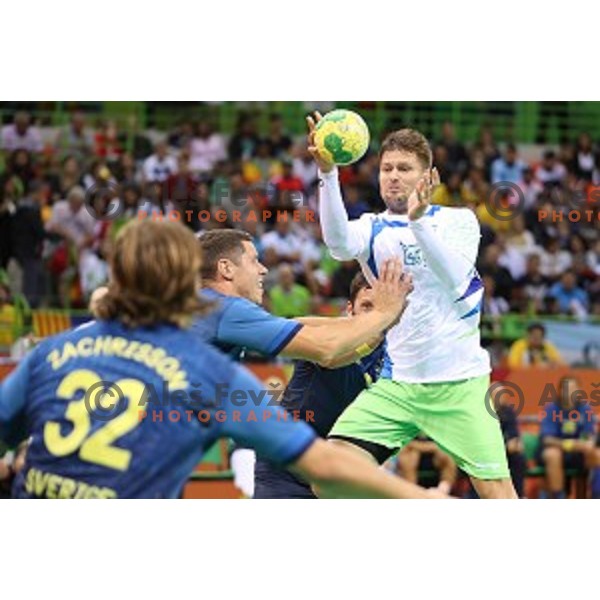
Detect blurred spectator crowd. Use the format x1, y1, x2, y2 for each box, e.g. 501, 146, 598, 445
0, 109, 599, 328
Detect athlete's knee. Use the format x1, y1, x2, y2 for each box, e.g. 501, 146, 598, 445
472, 478, 518, 499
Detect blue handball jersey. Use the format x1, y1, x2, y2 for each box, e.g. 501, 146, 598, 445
281, 343, 385, 438
191, 289, 302, 360
0, 320, 316, 499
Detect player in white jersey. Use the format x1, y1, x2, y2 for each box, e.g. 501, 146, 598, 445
308, 114, 516, 499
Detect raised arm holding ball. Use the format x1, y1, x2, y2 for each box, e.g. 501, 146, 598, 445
308, 110, 517, 499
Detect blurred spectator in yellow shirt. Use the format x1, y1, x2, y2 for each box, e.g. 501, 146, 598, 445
432, 172, 478, 207
0, 277, 18, 348
508, 322, 565, 368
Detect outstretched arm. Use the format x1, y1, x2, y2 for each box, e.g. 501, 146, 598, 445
282, 259, 412, 367
291, 439, 446, 499
318, 168, 366, 260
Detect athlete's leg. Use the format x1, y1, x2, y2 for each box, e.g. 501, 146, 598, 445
328, 379, 420, 464
470, 477, 517, 499
416, 375, 517, 499
328, 438, 381, 464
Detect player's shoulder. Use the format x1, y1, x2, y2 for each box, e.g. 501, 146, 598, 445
433, 205, 477, 221
433, 206, 480, 230
38, 319, 101, 349
200, 288, 250, 314
25, 319, 101, 368
353, 211, 379, 226
181, 328, 249, 388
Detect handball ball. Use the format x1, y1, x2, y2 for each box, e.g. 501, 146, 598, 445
314, 109, 370, 166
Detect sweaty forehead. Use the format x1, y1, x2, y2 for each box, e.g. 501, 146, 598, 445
380, 150, 420, 167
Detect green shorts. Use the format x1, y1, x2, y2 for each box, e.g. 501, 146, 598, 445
329, 375, 510, 480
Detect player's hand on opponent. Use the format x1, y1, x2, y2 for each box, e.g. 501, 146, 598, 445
408, 167, 441, 221
306, 111, 335, 174
371, 258, 414, 328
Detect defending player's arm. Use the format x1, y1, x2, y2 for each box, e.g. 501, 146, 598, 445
281, 259, 411, 367
213, 259, 411, 368
219, 366, 443, 499
407, 170, 480, 293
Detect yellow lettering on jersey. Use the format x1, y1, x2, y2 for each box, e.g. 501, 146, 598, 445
76, 337, 94, 357
46, 337, 189, 391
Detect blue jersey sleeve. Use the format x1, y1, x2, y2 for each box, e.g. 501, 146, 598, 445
219, 366, 317, 466
540, 404, 560, 439
0, 349, 36, 447
218, 298, 302, 356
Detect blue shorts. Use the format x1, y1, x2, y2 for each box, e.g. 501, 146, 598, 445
253, 459, 316, 499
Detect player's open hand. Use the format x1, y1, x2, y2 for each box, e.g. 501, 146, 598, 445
408, 167, 440, 221
306, 111, 335, 174
371, 258, 414, 328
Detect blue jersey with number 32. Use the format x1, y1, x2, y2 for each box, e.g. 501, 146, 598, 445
0, 320, 316, 499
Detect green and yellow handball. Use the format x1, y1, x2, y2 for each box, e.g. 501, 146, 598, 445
314, 109, 370, 166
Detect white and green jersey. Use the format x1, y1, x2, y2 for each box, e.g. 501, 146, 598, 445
319, 169, 490, 383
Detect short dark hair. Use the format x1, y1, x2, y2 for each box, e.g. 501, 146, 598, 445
379, 129, 432, 170
527, 323, 546, 336
199, 229, 253, 281
349, 272, 371, 305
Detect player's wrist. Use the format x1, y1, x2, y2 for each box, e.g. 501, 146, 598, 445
408, 214, 427, 225
355, 343, 373, 359
318, 166, 337, 178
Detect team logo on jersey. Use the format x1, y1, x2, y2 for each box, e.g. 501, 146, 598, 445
400, 243, 426, 267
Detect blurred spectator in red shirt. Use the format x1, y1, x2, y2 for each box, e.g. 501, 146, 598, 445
94, 120, 121, 161
271, 160, 304, 209
166, 153, 199, 209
